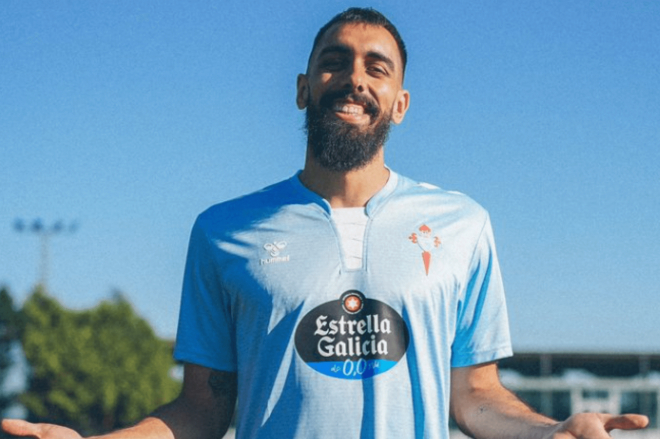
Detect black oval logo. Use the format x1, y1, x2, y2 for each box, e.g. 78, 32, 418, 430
295, 290, 409, 379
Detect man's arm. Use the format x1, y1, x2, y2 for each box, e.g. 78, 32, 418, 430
450, 362, 648, 439
1, 363, 237, 439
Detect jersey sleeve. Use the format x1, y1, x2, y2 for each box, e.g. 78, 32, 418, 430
451, 215, 513, 367
173, 215, 237, 372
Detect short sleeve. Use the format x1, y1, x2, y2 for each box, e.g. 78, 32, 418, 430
451, 215, 512, 367
173, 216, 237, 371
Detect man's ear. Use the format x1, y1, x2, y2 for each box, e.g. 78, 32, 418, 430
391, 89, 410, 125
296, 74, 309, 110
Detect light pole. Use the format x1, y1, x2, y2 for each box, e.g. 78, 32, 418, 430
13, 218, 78, 292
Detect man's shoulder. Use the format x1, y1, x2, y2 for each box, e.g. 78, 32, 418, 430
195, 176, 298, 230
393, 172, 489, 221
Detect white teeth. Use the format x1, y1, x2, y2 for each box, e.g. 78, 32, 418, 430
334, 104, 364, 115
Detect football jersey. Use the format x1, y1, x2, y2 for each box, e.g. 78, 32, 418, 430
173, 170, 512, 439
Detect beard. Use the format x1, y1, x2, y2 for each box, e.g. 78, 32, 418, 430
304, 90, 392, 172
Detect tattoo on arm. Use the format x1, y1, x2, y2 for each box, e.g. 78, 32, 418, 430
208, 371, 238, 400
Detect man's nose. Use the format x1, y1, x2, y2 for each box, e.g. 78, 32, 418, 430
342, 63, 365, 93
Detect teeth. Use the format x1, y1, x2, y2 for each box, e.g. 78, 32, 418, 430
334, 104, 364, 115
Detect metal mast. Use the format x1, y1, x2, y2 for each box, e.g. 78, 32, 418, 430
13, 219, 78, 292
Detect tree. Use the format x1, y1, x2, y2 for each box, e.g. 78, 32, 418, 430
0, 286, 23, 416
20, 289, 181, 435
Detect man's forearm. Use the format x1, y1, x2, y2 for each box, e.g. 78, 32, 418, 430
88, 416, 175, 439
119, 367, 236, 439
450, 364, 648, 439
88, 394, 233, 439
452, 385, 557, 439
2, 366, 236, 439
149, 393, 234, 439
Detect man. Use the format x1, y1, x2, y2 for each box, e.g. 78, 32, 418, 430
2, 7, 649, 439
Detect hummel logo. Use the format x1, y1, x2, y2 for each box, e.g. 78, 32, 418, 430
261, 241, 290, 265
264, 241, 287, 256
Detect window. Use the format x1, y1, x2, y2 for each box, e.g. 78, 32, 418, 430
518, 390, 572, 421
551, 391, 572, 421
621, 391, 658, 428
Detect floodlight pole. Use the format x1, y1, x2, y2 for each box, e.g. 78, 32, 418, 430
13, 219, 78, 292
39, 229, 52, 289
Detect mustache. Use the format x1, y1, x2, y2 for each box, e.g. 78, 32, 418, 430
318, 90, 379, 117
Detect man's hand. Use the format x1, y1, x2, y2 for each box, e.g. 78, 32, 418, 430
546, 413, 649, 438
1, 419, 83, 439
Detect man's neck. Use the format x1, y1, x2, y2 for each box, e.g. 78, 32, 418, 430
299, 150, 390, 208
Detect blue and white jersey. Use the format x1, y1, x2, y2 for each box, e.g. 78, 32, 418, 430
174, 171, 512, 439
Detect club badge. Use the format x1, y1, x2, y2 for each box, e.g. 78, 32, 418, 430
409, 224, 441, 276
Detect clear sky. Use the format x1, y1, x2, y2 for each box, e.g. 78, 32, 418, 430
1, 0, 659, 353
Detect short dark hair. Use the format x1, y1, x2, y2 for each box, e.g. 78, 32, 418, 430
308, 7, 407, 78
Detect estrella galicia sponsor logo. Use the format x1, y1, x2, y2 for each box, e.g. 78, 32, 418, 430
295, 290, 409, 380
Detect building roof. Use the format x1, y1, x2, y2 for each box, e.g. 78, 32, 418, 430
499, 352, 660, 378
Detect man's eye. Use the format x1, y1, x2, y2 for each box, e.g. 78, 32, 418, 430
368, 66, 387, 75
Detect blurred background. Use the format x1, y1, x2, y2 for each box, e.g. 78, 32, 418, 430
1, 0, 658, 436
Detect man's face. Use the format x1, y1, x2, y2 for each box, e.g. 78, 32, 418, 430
297, 23, 410, 172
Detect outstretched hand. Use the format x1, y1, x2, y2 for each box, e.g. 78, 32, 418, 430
547, 413, 649, 438
1, 419, 83, 439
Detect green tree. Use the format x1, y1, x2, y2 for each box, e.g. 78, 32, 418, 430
0, 286, 23, 416
20, 289, 181, 435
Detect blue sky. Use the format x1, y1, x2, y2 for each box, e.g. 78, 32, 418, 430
1, 0, 659, 353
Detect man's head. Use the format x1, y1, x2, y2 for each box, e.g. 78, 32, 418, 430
297, 8, 410, 172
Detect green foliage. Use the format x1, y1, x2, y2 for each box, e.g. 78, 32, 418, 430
0, 286, 23, 415
20, 289, 181, 435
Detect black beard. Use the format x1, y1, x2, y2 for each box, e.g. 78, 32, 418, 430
304, 93, 391, 172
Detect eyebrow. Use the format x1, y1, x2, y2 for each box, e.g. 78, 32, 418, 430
317, 45, 396, 72
317, 45, 351, 61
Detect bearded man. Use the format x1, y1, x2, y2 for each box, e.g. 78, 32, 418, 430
2, 7, 648, 439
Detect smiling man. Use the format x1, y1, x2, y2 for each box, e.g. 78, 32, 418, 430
1, 7, 649, 439
300, 19, 409, 176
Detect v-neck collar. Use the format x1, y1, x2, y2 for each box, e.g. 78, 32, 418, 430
288, 169, 399, 217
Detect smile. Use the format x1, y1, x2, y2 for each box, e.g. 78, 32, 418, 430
333, 103, 365, 115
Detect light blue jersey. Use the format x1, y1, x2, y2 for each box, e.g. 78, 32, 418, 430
174, 171, 512, 439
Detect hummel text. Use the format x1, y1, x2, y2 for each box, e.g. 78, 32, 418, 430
260, 255, 290, 265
